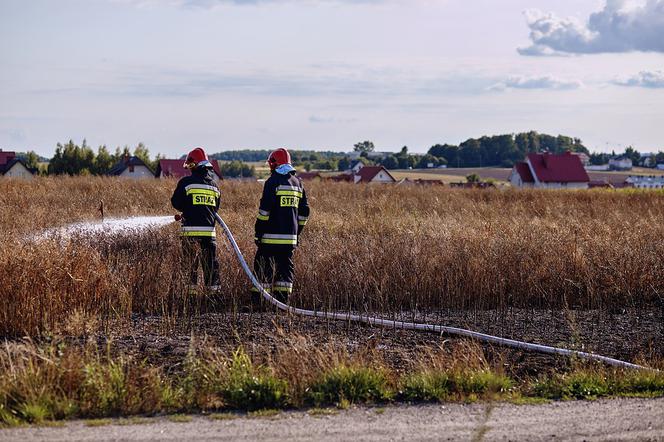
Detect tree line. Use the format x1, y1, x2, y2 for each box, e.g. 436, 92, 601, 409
10, 132, 664, 176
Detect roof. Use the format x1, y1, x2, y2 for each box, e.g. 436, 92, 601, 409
156, 159, 222, 180
0, 150, 16, 166
350, 159, 365, 168
527, 152, 590, 183
0, 157, 38, 176
328, 173, 354, 182
355, 166, 396, 183
514, 162, 535, 183
107, 156, 153, 176
296, 171, 321, 180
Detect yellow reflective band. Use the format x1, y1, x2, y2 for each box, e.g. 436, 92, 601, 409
261, 238, 297, 245
181, 231, 216, 237
186, 189, 219, 197
257, 214, 269, 221
273, 287, 293, 293
275, 190, 303, 197
298, 220, 307, 226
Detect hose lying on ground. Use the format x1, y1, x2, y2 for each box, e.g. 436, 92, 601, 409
214, 213, 656, 372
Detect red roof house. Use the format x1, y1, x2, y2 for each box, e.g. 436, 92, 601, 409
509, 152, 589, 189
0, 150, 38, 179
354, 166, 396, 184
155, 159, 222, 181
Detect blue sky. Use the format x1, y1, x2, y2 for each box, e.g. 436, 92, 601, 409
1, 0, 663, 157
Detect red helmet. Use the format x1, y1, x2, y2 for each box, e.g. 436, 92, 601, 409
183, 147, 209, 170
267, 148, 291, 171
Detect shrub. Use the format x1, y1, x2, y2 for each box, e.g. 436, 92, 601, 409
307, 365, 392, 406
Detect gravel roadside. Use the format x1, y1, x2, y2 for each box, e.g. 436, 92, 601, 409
1, 397, 662, 442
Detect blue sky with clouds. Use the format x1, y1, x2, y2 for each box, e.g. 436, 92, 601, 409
1, 0, 663, 156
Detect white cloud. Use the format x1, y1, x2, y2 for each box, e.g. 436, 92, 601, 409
519, 0, 664, 56
613, 70, 664, 88
489, 76, 582, 91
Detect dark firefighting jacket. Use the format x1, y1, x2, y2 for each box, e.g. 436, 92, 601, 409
171, 166, 221, 238
254, 171, 310, 246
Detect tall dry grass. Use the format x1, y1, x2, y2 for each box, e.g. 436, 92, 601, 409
1, 176, 663, 336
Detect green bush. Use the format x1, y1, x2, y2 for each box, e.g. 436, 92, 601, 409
307, 366, 392, 406
400, 371, 451, 402
219, 349, 289, 411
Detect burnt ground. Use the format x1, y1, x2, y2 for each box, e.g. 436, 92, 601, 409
89, 305, 664, 377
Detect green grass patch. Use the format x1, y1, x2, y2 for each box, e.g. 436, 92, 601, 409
208, 412, 238, 420
307, 365, 392, 406
307, 408, 339, 417
117, 416, 152, 426
85, 418, 113, 427
167, 414, 192, 423
248, 409, 281, 419
218, 348, 289, 411
400, 370, 512, 402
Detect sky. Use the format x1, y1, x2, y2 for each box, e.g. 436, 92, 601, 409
1, 0, 663, 157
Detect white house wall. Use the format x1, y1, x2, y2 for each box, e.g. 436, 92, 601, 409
371, 171, 395, 183
119, 165, 153, 179
3, 162, 34, 179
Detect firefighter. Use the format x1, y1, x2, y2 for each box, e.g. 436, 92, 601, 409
171, 147, 221, 294
252, 148, 310, 306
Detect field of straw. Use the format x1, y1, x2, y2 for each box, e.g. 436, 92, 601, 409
1, 177, 663, 337
1, 176, 663, 424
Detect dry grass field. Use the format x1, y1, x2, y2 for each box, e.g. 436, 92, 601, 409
1, 177, 663, 424
1, 177, 663, 335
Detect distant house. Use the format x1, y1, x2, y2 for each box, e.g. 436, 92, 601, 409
508, 162, 535, 188
572, 152, 590, 166
657, 164, 664, 171
107, 155, 154, 179
398, 178, 444, 186
327, 165, 396, 184
155, 159, 222, 181
0, 150, 38, 179
353, 166, 396, 184
296, 171, 322, 181
609, 157, 633, 171
509, 152, 590, 189
349, 160, 365, 174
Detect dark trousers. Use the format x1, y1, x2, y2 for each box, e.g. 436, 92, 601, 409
253, 245, 294, 304
182, 237, 220, 286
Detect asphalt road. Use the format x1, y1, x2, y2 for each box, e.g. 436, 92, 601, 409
1, 398, 662, 442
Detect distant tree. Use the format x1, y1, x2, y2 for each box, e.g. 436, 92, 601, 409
353, 140, 375, 153
381, 155, 399, 169
655, 151, 664, 164
23, 151, 40, 170
623, 146, 641, 165
93, 145, 115, 174
466, 173, 480, 183
417, 154, 439, 169
338, 156, 351, 171
589, 152, 610, 166
48, 139, 95, 175
219, 160, 255, 178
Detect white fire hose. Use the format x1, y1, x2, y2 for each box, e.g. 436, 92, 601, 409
215, 213, 656, 372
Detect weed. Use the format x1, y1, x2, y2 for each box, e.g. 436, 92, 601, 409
307, 365, 392, 406
167, 414, 192, 423
208, 412, 237, 420
307, 408, 338, 417
85, 418, 113, 427
248, 409, 281, 419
